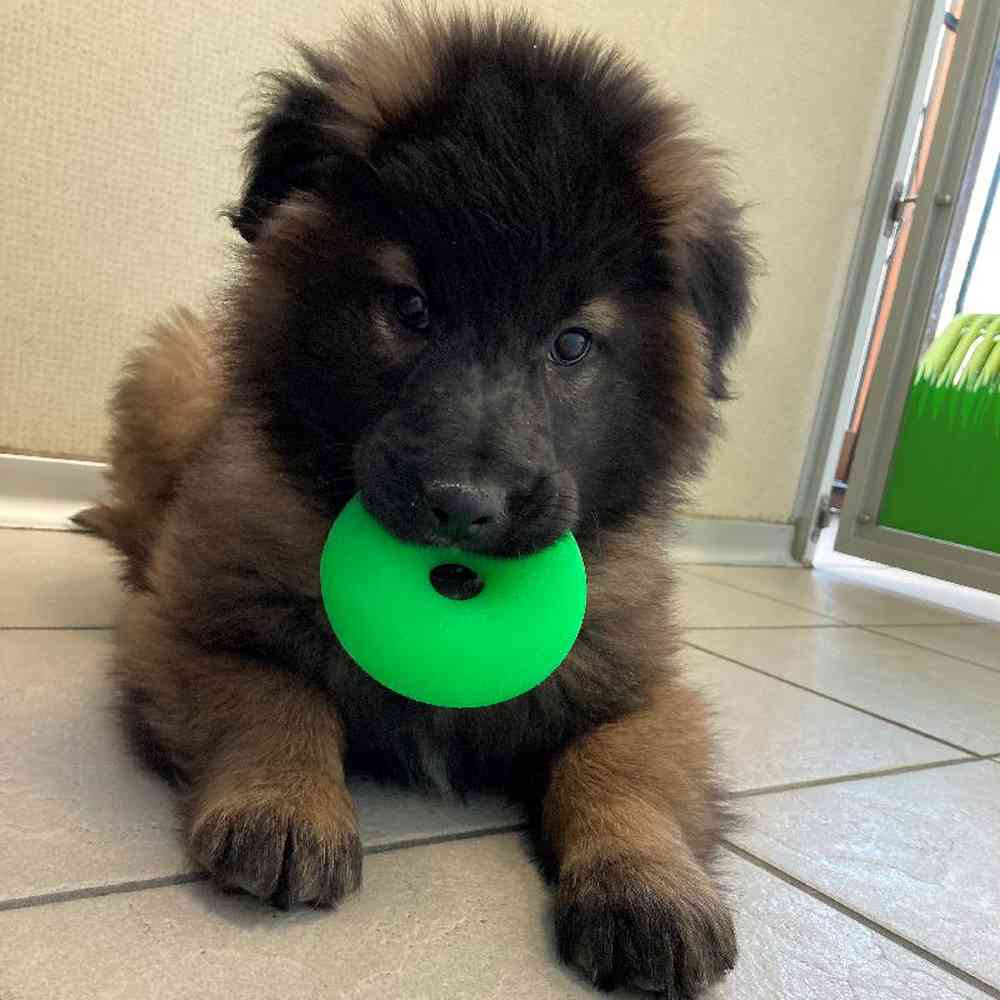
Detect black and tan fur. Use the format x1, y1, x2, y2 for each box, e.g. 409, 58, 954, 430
78, 6, 754, 996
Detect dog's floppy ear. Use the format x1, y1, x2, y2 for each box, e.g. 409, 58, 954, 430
686, 199, 754, 400
230, 70, 342, 242
639, 117, 755, 399
231, 18, 438, 242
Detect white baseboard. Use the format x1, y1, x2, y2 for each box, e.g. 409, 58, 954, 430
0, 454, 108, 530
671, 516, 799, 566
0, 455, 800, 566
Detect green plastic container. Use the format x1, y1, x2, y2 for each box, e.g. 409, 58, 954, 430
879, 313, 1000, 553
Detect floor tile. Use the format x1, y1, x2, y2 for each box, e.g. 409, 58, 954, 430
870, 625, 1000, 673
711, 854, 991, 1000
0, 629, 520, 906
681, 648, 961, 794
824, 565, 1000, 624
732, 762, 1000, 988
0, 629, 186, 904
688, 566, 976, 625
675, 572, 833, 629
1, 837, 990, 1000
352, 780, 521, 852
688, 627, 1000, 755
0, 528, 120, 627
0, 835, 597, 1000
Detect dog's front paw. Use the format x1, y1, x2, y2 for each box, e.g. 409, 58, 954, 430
189, 781, 362, 910
556, 850, 736, 997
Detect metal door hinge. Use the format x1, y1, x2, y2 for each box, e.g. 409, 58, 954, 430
885, 180, 918, 237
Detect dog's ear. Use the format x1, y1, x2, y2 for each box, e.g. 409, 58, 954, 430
640, 119, 756, 399
686, 200, 754, 400
229, 70, 342, 242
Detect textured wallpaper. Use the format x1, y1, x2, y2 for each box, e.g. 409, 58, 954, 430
0, 0, 910, 521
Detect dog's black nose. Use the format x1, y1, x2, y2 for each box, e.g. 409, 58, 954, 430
423, 481, 507, 546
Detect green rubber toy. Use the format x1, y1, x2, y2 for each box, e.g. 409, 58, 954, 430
320, 495, 587, 708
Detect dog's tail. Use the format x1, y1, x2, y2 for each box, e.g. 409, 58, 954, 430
73, 308, 219, 587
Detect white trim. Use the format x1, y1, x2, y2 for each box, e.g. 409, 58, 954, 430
671, 517, 797, 567
0, 454, 108, 530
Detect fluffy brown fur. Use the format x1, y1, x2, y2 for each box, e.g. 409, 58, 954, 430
73, 308, 220, 588
81, 6, 754, 996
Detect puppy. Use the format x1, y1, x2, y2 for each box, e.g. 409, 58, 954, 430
79, 6, 754, 996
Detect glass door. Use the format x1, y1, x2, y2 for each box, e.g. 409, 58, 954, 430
836, 0, 1000, 592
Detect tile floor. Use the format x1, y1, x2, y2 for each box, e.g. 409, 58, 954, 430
2, 527, 999, 999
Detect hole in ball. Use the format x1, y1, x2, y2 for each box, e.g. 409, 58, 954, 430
430, 563, 485, 601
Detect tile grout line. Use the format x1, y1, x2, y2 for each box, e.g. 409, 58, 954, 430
0, 528, 94, 536
0, 873, 208, 914
678, 567, 850, 624
0, 824, 529, 914
679, 565, 991, 627
722, 841, 1000, 999
683, 624, 852, 631
686, 622, 984, 631
859, 624, 1000, 677
850, 621, 990, 629
363, 823, 529, 857
732, 756, 979, 799
0, 625, 115, 632
685, 640, 989, 758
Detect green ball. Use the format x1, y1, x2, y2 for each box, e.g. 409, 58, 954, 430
320, 495, 587, 708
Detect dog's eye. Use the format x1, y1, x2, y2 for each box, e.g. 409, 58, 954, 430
550, 327, 592, 366
394, 288, 430, 332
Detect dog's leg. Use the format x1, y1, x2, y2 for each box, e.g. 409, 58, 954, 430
541, 678, 735, 997
118, 593, 360, 910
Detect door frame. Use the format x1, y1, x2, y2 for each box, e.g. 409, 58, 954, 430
836, 0, 1000, 593
791, 0, 950, 563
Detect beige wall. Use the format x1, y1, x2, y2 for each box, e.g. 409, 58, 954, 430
0, 0, 911, 522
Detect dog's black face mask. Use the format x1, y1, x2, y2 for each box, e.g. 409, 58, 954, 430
353, 290, 638, 557
357, 338, 574, 556
229, 24, 752, 556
